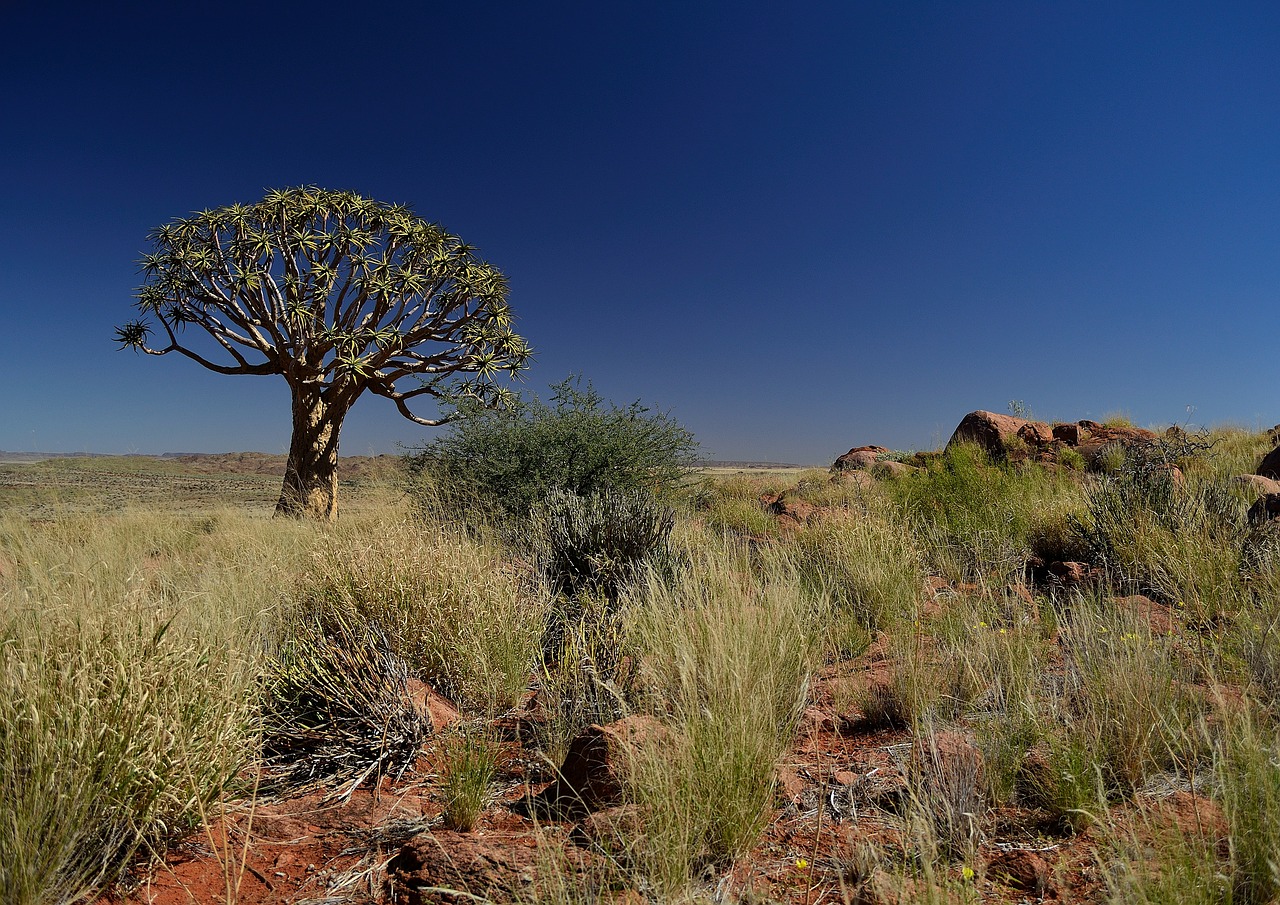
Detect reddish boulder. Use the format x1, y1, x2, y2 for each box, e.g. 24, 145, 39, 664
834, 445, 890, 471
405, 678, 462, 731
1017, 421, 1055, 446
1089, 423, 1159, 445
388, 832, 553, 904
946, 411, 1053, 459
1053, 422, 1084, 445
761, 491, 818, 527
1115, 594, 1176, 635
1048, 560, 1091, 584
870, 460, 916, 479
834, 470, 877, 490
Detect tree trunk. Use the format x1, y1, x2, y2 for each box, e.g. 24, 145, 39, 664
276, 388, 345, 520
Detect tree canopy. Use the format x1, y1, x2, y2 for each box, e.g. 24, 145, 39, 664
117, 187, 530, 518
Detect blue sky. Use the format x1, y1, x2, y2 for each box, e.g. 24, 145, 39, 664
1, 1, 1278, 464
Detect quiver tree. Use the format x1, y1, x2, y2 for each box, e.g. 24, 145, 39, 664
116, 187, 530, 520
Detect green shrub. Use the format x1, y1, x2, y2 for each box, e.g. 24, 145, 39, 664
406, 376, 697, 526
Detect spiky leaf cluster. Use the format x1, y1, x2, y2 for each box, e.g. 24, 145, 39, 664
117, 187, 530, 424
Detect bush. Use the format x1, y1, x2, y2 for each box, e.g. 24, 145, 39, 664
406, 376, 697, 526
533, 487, 676, 603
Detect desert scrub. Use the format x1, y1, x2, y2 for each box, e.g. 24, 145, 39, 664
295, 521, 544, 717
787, 500, 925, 644
1216, 708, 1280, 904
534, 593, 640, 764
889, 442, 1085, 585
533, 487, 675, 602
626, 547, 821, 893
1078, 438, 1247, 621
693, 471, 789, 539
1102, 803, 1232, 905
405, 375, 697, 528
943, 603, 1053, 804
0, 509, 316, 905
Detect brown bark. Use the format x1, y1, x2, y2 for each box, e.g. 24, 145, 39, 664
275, 388, 345, 520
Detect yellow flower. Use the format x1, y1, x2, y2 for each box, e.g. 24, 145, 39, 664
796, 858, 809, 870
961, 865, 975, 881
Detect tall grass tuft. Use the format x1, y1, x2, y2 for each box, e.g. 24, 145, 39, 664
627, 547, 821, 894
296, 521, 545, 717
0, 510, 292, 905
788, 500, 924, 643
889, 442, 1085, 585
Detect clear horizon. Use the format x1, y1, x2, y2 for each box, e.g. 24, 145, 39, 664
3, 2, 1278, 464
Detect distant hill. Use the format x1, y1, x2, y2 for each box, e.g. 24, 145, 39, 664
695, 459, 807, 470
0, 451, 403, 481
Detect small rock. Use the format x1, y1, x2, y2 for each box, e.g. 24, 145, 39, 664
833, 770, 859, 787
571, 804, 642, 857
533, 715, 671, 817
1115, 594, 1176, 635
405, 679, 461, 731
389, 832, 592, 904
775, 765, 808, 804
1048, 560, 1090, 584
801, 706, 835, 734
986, 849, 1050, 894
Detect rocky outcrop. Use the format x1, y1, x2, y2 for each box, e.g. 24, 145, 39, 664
1234, 474, 1280, 497
945, 410, 1160, 468
1247, 493, 1280, 527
